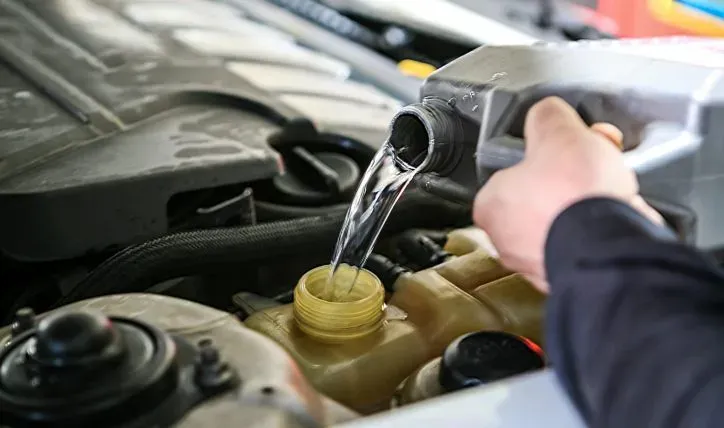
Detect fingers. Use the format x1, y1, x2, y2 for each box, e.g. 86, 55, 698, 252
591, 123, 624, 150
472, 170, 500, 228
524, 97, 589, 153
524, 98, 627, 156
523, 274, 550, 295
629, 195, 666, 226
590, 126, 658, 224
472, 168, 516, 230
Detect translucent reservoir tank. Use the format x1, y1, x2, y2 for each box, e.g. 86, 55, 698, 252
245, 228, 546, 413
245, 265, 428, 413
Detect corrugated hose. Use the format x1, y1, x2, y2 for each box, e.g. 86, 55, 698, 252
55, 192, 469, 306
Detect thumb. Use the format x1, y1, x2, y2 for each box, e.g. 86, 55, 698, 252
524, 97, 590, 153
591, 122, 624, 150
629, 195, 666, 226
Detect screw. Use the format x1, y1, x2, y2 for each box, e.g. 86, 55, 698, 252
194, 339, 238, 393
11, 308, 36, 338
198, 340, 220, 366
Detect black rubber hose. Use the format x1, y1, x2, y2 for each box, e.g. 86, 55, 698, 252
397, 231, 451, 269
266, 0, 381, 48
364, 253, 410, 293
229, 0, 419, 103
56, 193, 469, 306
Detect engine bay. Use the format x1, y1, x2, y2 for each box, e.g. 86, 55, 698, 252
0, 1, 557, 426
5, 1, 722, 427
0, 225, 553, 427
0, 0, 412, 316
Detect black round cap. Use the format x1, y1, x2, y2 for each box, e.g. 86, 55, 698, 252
0, 312, 180, 427
273, 151, 360, 205
32, 311, 124, 368
439, 331, 545, 392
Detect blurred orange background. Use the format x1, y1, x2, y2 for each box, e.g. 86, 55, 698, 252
575, 0, 724, 37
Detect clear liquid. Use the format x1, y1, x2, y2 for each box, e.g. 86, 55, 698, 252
324, 141, 422, 301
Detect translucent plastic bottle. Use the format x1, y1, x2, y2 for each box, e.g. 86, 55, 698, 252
443, 227, 499, 257
389, 237, 546, 348
387, 254, 509, 355
246, 229, 547, 412
293, 266, 385, 343
244, 265, 429, 414
396, 331, 546, 407
469, 274, 546, 345
439, 228, 546, 345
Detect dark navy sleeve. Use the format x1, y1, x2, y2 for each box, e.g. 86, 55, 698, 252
544, 197, 724, 428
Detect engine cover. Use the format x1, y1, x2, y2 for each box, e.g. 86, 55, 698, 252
0, 0, 406, 262
0, 294, 357, 427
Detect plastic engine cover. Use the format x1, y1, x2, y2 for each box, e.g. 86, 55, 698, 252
0, 294, 358, 427
0, 0, 404, 262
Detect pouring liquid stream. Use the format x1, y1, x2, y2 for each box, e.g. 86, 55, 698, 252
324, 140, 423, 301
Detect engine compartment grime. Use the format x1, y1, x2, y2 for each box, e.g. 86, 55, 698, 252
10, 1, 717, 426
0, 294, 356, 428
0, 227, 548, 427
244, 228, 546, 414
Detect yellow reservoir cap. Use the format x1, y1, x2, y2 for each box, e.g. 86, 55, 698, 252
293, 265, 385, 344
398, 59, 437, 79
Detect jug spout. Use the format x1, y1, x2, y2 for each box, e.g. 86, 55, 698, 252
388, 97, 480, 204
388, 97, 465, 175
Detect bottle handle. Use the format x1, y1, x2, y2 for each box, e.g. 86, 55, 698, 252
475, 92, 701, 182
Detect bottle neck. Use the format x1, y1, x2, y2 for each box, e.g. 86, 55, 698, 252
293, 265, 385, 344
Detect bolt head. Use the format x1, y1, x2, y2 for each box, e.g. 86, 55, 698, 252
11, 307, 36, 337
198, 346, 220, 365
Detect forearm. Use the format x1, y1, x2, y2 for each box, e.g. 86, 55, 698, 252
545, 197, 724, 428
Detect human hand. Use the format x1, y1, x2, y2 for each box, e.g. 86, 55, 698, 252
472, 97, 663, 293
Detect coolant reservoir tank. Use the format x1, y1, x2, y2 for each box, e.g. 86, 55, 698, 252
396, 331, 545, 407
390, 250, 545, 348
443, 227, 498, 257
470, 274, 546, 344
440, 229, 545, 344
245, 265, 429, 414
247, 233, 546, 414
